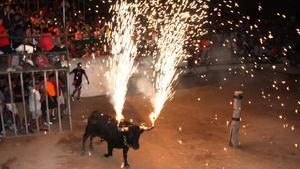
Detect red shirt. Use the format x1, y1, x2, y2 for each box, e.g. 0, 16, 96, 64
0, 25, 10, 47
200, 40, 210, 52
46, 80, 56, 97
38, 33, 54, 51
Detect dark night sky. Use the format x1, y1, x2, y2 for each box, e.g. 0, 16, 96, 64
239, 0, 299, 21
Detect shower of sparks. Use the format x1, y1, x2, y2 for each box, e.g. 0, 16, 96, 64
149, 14, 187, 125
149, 0, 208, 126
105, 1, 139, 123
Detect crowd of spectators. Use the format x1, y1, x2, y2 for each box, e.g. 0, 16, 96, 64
1, 0, 298, 71
186, 2, 299, 68
0, 0, 112, 72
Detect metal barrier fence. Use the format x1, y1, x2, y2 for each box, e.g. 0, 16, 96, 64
0, 68, 72, 137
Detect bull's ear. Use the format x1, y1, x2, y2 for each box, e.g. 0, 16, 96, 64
140, 129, 144, 134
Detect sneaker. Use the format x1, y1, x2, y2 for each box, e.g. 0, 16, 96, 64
6, 67, 16, 72
51, 115, 57, 121
29, 128, 34, 133
26, 59, 34, 66
63, 111, 68, 116
43, 122, 49, 127
43, 122, 53, 127
15, 65, 23, 70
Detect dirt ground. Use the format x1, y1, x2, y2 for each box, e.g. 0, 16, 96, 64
0, 68, 299, 169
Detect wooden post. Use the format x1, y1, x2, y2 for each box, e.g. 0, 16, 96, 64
229, 91, 243, 147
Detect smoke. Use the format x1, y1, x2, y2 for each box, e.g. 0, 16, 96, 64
136, 77, 155, 104
209, 44, 234, 65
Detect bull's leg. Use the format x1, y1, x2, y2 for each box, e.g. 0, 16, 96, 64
89, 135, 94, 151
104, 144, 113, 157
122, 147, 130, 168
81, 130, 90, 154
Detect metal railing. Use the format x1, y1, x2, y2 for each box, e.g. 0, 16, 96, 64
0, 68, 72, 137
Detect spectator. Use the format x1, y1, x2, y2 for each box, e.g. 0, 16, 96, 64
200, 38, 211, 64
74, 27, 83, 41
54, 75, 66, 115
1, 4, 11, 29
59, 71, 68, 115
41, 73, 57, 126
13, 79, 25, 130
0, 16, 13, 71
0, 89, 5, 137
3, 82, 20, 132
38, 27, 55, 52
12, 23, 34, 54
28, 80, 42, 130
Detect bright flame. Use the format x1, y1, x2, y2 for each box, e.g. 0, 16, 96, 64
105, 1, 138, 123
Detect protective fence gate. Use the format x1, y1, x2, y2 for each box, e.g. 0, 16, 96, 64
0, 68, 72, 137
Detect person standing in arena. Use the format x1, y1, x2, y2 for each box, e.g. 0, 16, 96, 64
70, 62, 89, 101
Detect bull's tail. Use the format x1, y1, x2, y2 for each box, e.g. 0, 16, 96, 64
82, 113, 96, 154
82, 111, 100, 154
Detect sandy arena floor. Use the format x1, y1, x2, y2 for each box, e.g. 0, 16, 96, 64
0, 68, 299, 169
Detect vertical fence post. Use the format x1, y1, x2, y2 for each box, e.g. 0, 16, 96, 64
229, 91, 243, 147
20, 72, 29, 135
43, 71, 51, 132
8, 73, 17, 135
55, 71, 62, 132
27, 0, 30, 11
32, 72, 40, 132
63, 0, 66, 28
0, 103, 5, 136
66, 70, 72, 130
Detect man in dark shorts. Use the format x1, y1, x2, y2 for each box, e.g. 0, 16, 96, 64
70, 62, 89, 101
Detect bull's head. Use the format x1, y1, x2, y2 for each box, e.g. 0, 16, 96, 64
118, 124, 154, 150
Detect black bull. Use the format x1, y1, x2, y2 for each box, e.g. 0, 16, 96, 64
82, 111, 153, 167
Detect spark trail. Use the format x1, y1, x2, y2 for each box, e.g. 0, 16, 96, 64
105, 1, 139, 123
149, 0, 208, 126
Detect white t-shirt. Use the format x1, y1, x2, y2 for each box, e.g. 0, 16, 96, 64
29, 87, 41, 112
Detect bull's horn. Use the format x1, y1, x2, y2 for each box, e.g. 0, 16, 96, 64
140, 124, 154, 131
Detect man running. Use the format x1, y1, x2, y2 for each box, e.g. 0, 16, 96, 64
70, 62, 89, 101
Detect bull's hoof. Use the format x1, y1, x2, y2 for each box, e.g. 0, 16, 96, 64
121, 163, 130, 168
104, 153, 112, 158
81, 150, 85, 156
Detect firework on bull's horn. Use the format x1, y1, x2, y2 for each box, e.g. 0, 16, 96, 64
148, 0, 208, 126
105, 0, 140, 123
